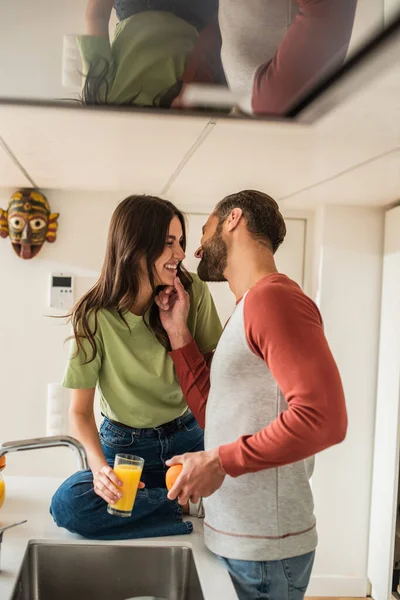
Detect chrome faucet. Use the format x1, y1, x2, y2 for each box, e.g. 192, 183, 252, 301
0, 436, 88, 470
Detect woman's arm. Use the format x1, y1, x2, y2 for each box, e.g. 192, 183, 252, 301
86, 0, 114, 38
69, 388, 106, 474
69, 388, 126, 505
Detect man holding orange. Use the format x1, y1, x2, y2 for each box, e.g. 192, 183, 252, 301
156, 189, 347, 600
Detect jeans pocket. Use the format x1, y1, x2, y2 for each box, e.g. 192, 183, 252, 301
220, 557, 264, 600
99, 420, 134, 451
282, 551, 315, 595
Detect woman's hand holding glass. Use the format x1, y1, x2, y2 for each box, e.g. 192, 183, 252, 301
93, 463, 145, 505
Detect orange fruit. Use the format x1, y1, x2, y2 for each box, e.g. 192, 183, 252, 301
165, 464, 183, 491
0, 456, 5, 470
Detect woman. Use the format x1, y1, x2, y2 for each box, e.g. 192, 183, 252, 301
78, 0, 223, 107
50, 195, 222, 540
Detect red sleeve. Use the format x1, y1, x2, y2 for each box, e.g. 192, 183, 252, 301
181, 20, 226, 85
252, 0, 357, 115
219, 278, 347, 477
169, 341, 211, 429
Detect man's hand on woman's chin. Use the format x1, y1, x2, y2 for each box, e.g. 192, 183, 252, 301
155, 277, 193, 349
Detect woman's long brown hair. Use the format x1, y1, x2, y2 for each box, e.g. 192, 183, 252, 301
69, 195, 192, 363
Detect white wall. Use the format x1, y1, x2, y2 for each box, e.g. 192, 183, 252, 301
0, 1, 86, 100
306, 204, 384, 597
368, 204, 400, 600
0, 189, 121, 476
384, 0, 400, 23
348, 0, 385, 55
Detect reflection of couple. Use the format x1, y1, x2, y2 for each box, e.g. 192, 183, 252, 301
78, 0, 357, 114
50, 192, 347, 600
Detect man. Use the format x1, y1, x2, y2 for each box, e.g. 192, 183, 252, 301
222, 0, 357, 115
156, 190, 347, 600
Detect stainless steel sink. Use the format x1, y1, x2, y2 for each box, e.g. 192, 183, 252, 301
11, 542, 204, 600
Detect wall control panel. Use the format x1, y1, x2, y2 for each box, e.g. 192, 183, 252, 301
49, 273, 74, 310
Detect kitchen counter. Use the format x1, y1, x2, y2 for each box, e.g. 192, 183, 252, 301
0, 476, 238, 600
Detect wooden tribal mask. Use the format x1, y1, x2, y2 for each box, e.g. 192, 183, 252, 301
0, 189, 59, 259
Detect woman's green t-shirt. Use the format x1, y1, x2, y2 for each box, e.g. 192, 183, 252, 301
62, 274, 222, 428
76, 12, 198, 106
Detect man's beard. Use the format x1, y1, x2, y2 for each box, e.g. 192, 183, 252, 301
197, 225, 228, 282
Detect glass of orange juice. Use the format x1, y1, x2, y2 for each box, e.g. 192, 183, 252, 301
107, 454, 144, 518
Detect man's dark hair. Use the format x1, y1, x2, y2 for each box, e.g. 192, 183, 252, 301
214, 190, 287, 253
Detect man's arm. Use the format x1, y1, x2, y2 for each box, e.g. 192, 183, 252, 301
169, 338, 212, 430
86, 0, 114, 39
159, 277, 215, 429
252, 0, 357, 115
219, 281, 347, 476
182, 19, 226, 85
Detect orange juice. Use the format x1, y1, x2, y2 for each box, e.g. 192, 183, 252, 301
108, 464, 142, 516
0, 478, 5, 509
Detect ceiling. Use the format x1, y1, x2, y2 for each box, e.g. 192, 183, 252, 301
0, 57, 399, 213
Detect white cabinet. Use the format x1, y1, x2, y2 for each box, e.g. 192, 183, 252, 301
368, 205, 400, 600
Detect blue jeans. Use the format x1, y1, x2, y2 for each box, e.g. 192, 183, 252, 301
220, 551, 315, 600
50, 410, 203, 540
114, 0, 218, 31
